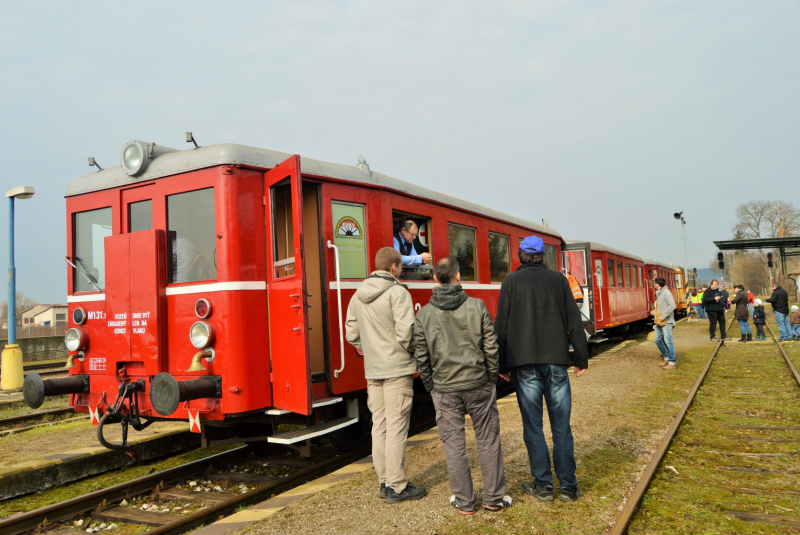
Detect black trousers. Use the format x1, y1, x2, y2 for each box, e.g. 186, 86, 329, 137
708, 310, 726, 339
755, 324, 765, 337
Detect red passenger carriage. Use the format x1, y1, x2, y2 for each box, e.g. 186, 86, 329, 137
24, 139, 564, 450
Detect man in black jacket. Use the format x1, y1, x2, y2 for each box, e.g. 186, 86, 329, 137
702, 279, 728, 342
766, 282, 792, 342
496, 236, 588, 503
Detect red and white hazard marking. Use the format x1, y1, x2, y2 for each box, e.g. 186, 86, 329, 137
90, 405, 101, 426
188, 410, 201, 433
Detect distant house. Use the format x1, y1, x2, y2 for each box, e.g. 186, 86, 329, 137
23, 305, 68, 328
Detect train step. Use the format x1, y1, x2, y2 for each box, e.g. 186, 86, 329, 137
265, 397, 343, 416
267, 417, 358, 444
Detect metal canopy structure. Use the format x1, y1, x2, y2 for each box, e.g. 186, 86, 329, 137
713, 236, 800, 275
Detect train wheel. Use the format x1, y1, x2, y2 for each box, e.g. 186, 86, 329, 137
328, 395, 372, 452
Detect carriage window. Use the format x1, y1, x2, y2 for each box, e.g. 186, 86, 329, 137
625, 264, 632, 288
489, 232, 510, 282
607, 259, 615, 287
167, 188, 216, 284
564, 251, 587, 285
617, 261, 624, 288
73, 207, 112, 292
595, 258, 603, 287
392, 211, 433, 280
448, 224, 477, 282
332, 202, 368, 279
544, 244, 558, 271
638, 266, 643, 288
129, 200, 152, 233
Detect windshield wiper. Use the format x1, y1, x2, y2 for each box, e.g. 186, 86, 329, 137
64, 256, 103, 292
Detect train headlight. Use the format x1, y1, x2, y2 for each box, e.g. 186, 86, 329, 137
120, 141, 150, 176
65, 327, 89, 352
190, 321, 215, 349
72, 307, 87, 325
195, 299, 212, 319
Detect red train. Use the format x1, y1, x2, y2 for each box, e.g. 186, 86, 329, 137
22, 137, 684, 450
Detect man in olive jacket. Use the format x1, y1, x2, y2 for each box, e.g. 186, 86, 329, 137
495, 236, 588, 503
413, 257, 509, 514
345, 247, 426, 503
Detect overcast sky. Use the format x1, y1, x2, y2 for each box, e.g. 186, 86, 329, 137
0, 1, 797, 303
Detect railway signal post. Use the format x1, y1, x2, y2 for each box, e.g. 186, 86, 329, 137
1, 185, 35, 391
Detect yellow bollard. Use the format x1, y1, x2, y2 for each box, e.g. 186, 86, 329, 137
1, 344, 24, 390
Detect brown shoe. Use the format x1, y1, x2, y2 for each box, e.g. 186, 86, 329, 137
659, 360, 669, 367
663, 364, 677, 370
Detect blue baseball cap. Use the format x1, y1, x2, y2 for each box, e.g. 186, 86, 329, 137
520, 235, 544, 253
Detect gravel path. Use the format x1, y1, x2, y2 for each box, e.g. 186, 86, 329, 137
243, 321, 712, 535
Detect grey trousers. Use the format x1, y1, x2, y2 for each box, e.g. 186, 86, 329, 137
432, 383, 507, 510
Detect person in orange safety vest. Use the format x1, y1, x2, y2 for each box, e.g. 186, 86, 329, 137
565, 272, 584, 305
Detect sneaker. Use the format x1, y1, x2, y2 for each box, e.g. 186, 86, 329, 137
379, 483, 387, 499
559, 487, 581, 502
450, 495, 474, 515
521, 481, 553, 502
482, 496, 513, 511
386, 484, 427, 503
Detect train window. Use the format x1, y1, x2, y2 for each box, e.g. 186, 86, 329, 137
129, 200, 152, 232
544, 244, 558, 271
269, 182, 296, 279
616, 261, 623, 288
595, 258, 603, 287
625, 264, 632, 288
607, 259, 615, 287
647, 269, 653, 285
638, 266, 644, 288
488, 232, 510, 282
332, 202, 368, 279
73, 207, 112, 292
448, 223, 477, 281
392, 211, 433, 280
167, 188, 216, 284
564, 251, 587, 285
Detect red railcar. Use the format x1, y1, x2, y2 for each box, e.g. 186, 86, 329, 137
563, 241, 650, 340
24, 140, 564, 450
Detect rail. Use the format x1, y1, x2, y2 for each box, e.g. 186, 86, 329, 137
327, 240, 345, 378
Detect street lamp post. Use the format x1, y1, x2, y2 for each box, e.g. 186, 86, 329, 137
674, 212, 689, 289
1, 186, 35, 391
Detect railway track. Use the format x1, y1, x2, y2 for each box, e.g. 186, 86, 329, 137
0, 386, 515, 535
611, 316, 800, 533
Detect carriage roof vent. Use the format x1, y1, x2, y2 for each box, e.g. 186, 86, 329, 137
357, 155, 372, 178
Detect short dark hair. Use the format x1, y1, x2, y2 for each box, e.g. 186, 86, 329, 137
401, 220, 417, 233
518, 248, 544, 265
710, 279, 718, 286
435, 257, 460, 284
702, 284, 708, 289
375, 247, 401, 272
655, 277, 667, 288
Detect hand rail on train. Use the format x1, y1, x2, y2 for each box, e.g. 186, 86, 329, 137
327, 241, 345, 378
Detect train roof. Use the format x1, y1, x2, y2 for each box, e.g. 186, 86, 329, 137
565, 240, 644, 262
67, 142, 561, 238
644, 258, 677, 270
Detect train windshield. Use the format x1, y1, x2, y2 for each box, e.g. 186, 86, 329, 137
167, 188, 216, 283
73, 207, 112, 292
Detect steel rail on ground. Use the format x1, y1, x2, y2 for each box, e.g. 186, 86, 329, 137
609, 317, 735, 535
0, 407, 74, 427
764, 321, 800, 388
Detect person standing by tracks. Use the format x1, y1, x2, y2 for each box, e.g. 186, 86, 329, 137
495, 236, 588, 503
345, 247, 427, 504
766, 282, 793, 343
790, 305, 800, 340
753, 299, 767, 340
747, 288, 755, 317
695, 285, 708, 320
732, 285, 752, 342
653, 277, 677, 368
703, 279, 729, 342
413, 257, 510, 515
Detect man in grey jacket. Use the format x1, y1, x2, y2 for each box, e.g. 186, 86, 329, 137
345, 247, 426, 503
653, 277, 677, 369
413, 257, 510, 514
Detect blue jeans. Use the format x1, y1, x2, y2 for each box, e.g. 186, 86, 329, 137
512, 364, 577, 490
696, 305, 706, 319
654, 323, 676, 364
738, 319, 751, 336
792, 324, 800, 338
775, 311, 792, 341
748, 304, 753, 317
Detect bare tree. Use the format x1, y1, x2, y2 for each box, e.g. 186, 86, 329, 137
0, 291, 40, 323
732, 200, 800, 240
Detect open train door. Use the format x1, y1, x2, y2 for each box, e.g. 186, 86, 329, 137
562, 242, 596, 335
265, 155, 313, 415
